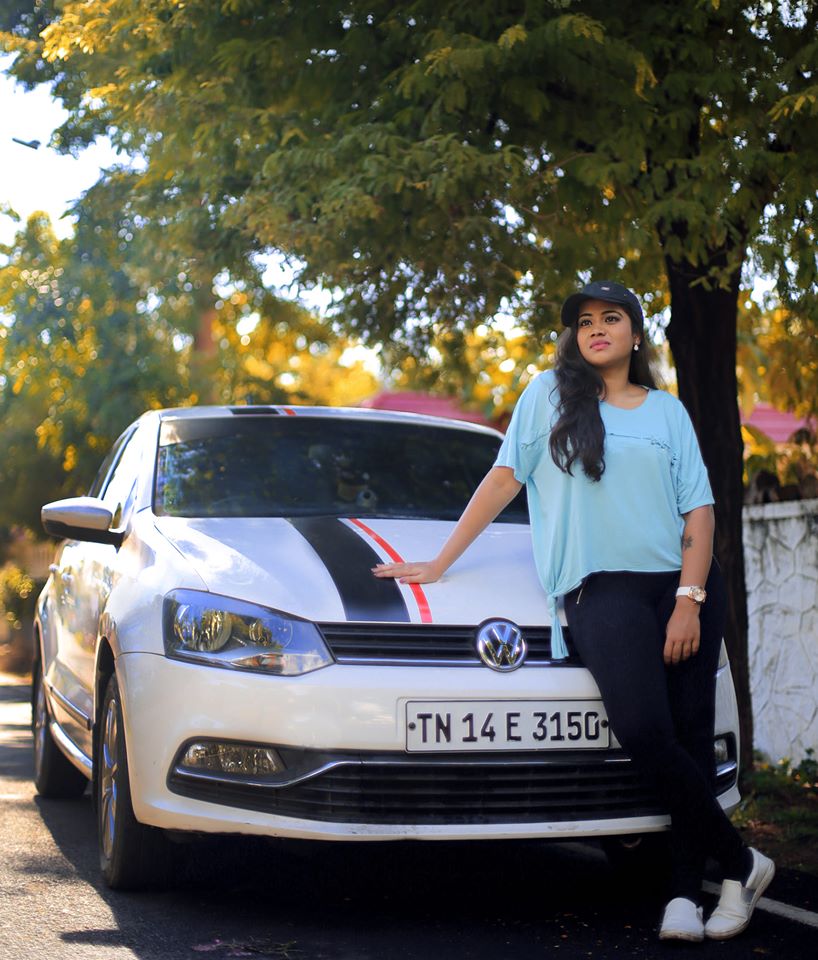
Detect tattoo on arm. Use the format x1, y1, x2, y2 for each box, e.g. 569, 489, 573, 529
682, 535, 694, 551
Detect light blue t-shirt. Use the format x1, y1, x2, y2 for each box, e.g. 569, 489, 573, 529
495, 369, 714, 658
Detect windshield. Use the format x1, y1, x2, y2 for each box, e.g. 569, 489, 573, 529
154, 416, 528, 522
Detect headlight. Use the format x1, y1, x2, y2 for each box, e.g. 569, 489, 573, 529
163, 590, 334, 676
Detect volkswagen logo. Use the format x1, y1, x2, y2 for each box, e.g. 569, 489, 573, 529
475, 619, 527, 672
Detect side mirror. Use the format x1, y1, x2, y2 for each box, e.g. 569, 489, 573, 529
41, 497, 124, 547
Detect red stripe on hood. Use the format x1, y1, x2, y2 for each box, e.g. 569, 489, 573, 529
347, 518, 433, 623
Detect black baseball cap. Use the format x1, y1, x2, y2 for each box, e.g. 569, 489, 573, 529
560, 280, 644, 327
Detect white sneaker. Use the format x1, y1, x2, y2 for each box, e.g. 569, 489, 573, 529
659, 897, 704, 942
704, 848, 775, 940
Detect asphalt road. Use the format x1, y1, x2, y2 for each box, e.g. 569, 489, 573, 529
2, 673, 817, 960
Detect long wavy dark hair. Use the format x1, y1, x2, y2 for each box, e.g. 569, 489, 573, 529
549, 309, 657, 481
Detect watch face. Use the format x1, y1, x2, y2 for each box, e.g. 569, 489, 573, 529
690, 587, 707, 604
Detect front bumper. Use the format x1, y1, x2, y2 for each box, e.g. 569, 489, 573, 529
116, 652, 740, 841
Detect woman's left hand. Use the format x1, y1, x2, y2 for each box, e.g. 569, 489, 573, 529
663, 601, 701, 665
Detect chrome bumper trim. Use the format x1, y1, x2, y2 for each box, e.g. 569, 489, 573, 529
46, 681, 92, 731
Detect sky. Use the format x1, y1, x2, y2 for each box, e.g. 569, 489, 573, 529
0, 53, 121, 246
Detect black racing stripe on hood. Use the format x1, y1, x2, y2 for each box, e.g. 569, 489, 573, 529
287, 517, 411, 623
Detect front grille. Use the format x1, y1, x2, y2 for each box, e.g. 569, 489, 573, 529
170, 750, 683, 824
318, 623, 579, 665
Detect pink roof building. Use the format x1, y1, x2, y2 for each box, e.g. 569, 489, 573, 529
363, 392, 814, 444
742, 403, 814, 444
360, 391, 494, 428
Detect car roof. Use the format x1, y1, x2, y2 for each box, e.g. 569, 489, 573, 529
155, 405, 503, 438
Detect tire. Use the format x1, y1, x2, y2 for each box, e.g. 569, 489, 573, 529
96, 673, 171, 890
32, 660, 89, 799
602, 833, 671, 889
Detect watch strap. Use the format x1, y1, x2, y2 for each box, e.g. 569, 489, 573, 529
676, 586, 706, 603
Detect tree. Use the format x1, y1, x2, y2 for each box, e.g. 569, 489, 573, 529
390, 322, 555, 426
0, 210, 187, 527
738, 297, 818, 494
739, 299, 818, 423
0, 208, 378, 529
4, 1, 818, 766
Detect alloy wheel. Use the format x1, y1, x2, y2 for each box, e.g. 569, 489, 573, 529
100, 694, 119, 861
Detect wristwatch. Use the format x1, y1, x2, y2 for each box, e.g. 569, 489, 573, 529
676, 585, 707, 605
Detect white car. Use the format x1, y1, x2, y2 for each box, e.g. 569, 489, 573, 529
33, 405, 741, 889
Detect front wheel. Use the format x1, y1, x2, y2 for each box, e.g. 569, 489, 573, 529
32, 660, 88, 799
96, 673, 170, 890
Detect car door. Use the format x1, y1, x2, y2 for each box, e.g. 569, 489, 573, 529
46, 426, 139, 758
74, 423, 153, 685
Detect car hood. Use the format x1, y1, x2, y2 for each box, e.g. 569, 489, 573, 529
153, 515, 551, 626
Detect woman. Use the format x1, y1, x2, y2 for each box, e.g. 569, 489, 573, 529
373, 280, 773, 942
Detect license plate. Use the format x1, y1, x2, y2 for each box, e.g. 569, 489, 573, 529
405, 699, 610, 752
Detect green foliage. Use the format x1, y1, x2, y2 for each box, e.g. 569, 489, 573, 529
741, 750, 818, 801
732, 750, 818, 877
4, 0, 816, 346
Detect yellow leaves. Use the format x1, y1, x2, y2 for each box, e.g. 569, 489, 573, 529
498, 25, 527, 50
35, 420, 60, 451
41, 2, 127, 61
793, 93, 817, 114
244, 354, 274, 380
738, 298, 818, 423
424, 46, 453, 76
41, 22, 75, 62
78, 18, 110, 53
0, 32, 39, 56
62, 444, 78, 472
392, 323, 551, 420
555, 14, 604, 45
770, 89, 818, 121
41, 12, 88, 62
86, 83, 118, 101
633, 56, 657, 98
281, 128, 308, 147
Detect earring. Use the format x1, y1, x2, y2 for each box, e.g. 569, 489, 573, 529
633, 342, 640, 352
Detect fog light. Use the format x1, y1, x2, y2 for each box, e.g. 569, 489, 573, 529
714, 737, 730, 765
180, 741, 284, 777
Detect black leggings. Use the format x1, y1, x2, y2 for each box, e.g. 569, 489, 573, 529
564, 565, 746, 901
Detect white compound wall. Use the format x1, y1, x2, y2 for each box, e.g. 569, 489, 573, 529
743, 498, 818, 765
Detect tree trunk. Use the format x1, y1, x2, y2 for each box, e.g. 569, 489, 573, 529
664, 258, 753, 776
190, 281, 220, 404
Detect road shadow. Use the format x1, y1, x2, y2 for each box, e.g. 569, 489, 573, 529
0, 679, 34, 781
5, 676, 809, 960
0, 678, 31, 703
25, 769, 680, 960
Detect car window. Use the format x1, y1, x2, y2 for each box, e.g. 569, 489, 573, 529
87, 428, 135, 498
154, 417, 528, 523
100, 428, 149, 527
